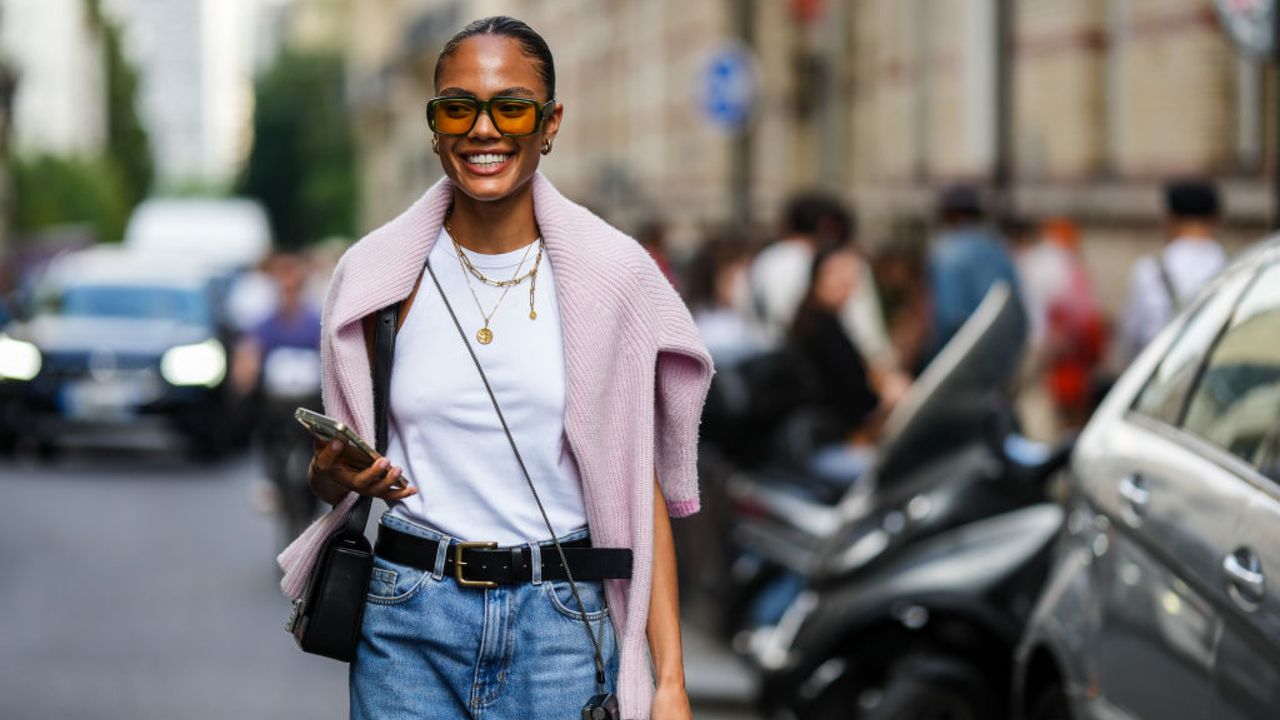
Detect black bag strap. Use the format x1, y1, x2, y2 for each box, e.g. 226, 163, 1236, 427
341, 302, 399, 537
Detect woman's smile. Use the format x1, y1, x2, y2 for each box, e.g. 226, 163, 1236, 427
459, 149, 516, 176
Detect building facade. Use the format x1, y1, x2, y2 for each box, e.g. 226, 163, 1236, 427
345, 0, 1273, 311
105, 0, 258, 187
0, 0, 107, 158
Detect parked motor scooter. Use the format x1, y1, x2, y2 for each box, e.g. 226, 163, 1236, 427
735, 283, 1073, 719
683, 283, 1048, 641
257, 345, 323, 546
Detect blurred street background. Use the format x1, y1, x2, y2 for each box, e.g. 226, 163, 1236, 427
2, 0, 1280, 718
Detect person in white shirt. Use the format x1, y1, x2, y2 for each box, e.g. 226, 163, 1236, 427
1119, 179, 1228, 361
686, 235, 766, 368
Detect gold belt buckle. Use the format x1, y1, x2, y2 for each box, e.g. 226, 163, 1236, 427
454, 541, 498, 589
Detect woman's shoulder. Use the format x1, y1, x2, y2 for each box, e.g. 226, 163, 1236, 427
321, 180, 452, 324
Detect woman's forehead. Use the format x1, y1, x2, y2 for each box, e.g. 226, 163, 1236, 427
436, 34, 546, 97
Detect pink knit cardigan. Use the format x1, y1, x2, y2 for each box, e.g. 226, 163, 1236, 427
276, 173, 713, 719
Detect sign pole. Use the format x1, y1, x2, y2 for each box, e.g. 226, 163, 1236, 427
1274, 4, 1280, 230
1213, 0, 1280, 227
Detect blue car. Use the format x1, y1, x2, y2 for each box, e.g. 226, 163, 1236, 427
0, 247, 234, 456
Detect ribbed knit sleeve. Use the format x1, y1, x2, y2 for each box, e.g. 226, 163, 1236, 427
650, 274, 714, 518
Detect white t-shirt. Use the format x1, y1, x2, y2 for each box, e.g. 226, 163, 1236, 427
1120, 236, 1227, 359
385, 228, 588, 545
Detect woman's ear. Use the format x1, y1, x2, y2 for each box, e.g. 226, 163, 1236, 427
541, 102, 564, 149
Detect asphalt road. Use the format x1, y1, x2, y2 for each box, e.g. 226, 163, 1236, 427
0, 448, 758, 719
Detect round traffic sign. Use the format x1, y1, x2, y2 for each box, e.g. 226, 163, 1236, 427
701, 43, 759, 133
1216, 0, 1276, 59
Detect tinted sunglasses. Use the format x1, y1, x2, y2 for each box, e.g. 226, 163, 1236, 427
426, 96, 555, 137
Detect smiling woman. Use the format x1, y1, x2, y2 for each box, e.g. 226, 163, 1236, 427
278, 15, 713, 720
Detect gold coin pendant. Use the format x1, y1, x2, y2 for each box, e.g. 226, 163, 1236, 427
529, 310, 537, 320
477, 327, 494, 345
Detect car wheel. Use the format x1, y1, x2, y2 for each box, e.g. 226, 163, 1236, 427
811, 653, 997, 720
1028, 682, 1071, 720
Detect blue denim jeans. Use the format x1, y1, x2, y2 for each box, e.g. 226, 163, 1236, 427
350, 513, 619, 719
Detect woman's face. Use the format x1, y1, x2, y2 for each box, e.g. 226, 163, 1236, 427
433, 35, 563, 204
813, 250, 860, 311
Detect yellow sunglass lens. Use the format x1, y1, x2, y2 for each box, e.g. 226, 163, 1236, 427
434, 101, 477, 133
430, 98, 542, 135
492, 102, 536, 134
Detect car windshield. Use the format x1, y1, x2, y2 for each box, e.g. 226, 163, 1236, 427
51, 285, 211, 325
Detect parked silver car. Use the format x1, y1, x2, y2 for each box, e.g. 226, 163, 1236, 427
1014, 238, 1280, 720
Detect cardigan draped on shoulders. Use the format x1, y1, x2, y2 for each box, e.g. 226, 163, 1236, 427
276, 172, 713, 720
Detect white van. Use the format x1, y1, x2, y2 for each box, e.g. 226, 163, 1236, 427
123, 198, 273, 271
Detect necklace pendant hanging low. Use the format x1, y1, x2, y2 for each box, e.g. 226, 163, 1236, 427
476, 327, 494, 345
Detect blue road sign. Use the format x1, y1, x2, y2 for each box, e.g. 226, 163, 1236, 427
702, 43, 759, 133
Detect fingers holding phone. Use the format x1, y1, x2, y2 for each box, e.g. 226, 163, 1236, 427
310, 438, 417, 502
298, 408, 417, 503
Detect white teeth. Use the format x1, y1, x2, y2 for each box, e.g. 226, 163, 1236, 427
466, 153, 509, 166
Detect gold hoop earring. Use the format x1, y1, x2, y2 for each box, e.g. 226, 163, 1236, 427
541, 139, 553, 155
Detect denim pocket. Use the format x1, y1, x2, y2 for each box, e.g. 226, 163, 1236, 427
545, 579, 609, 621
366, 557, 429, 605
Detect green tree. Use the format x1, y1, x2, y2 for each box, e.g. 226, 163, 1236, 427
11, 154, 128, 241
238, 49, 356, 249
10, 2, 152, 243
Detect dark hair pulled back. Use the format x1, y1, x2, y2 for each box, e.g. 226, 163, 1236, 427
434, 16, 556, 101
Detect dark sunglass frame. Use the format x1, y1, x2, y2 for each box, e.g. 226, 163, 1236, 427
425, 96, 555, 137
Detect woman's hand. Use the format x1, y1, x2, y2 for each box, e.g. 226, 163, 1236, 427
650, 682, 692, 720
308, 438, 417, 506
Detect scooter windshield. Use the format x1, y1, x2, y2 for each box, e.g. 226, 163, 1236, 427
859, 282, 1027, 492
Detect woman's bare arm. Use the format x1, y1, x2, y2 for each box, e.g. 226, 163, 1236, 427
647, 472, 692, 719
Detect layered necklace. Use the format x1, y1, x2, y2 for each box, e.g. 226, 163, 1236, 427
444, 213, 543, 345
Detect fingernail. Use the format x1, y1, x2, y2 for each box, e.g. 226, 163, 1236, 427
377, 458, 389, 470
329, 440, 342, 451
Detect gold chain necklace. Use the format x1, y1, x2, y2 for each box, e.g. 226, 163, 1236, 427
446, 216, 542, 288
447, 222, 542, 345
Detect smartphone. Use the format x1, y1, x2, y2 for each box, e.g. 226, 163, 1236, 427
294, 407, 380, 469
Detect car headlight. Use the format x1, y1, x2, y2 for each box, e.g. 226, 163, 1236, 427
0, 334, 42, 381
160, 338, 226, 387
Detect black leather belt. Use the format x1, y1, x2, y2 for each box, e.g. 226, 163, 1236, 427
375, 524, 633, 588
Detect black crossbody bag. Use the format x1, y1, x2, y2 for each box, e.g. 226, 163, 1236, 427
286, 303, 398, 662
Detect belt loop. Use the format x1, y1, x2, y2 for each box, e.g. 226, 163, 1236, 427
432, 536, 451, 580
528, 541, 543, 585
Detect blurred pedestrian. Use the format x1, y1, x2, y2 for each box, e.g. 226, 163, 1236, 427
874, 235, 931, 376
231, 253, 322, 397
636, 219, 681, 291
224, 255, 280, 334
1119, 179, 1227, 361
685, 233, 765, 367
1012, 217, 1107, 436
1040, 219, 1107, 429
748, 192, 897, 369
279, 17, 710, 720
232, 253, 325, 542
923, 184, 1022, 367
788, 244, 905, 487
